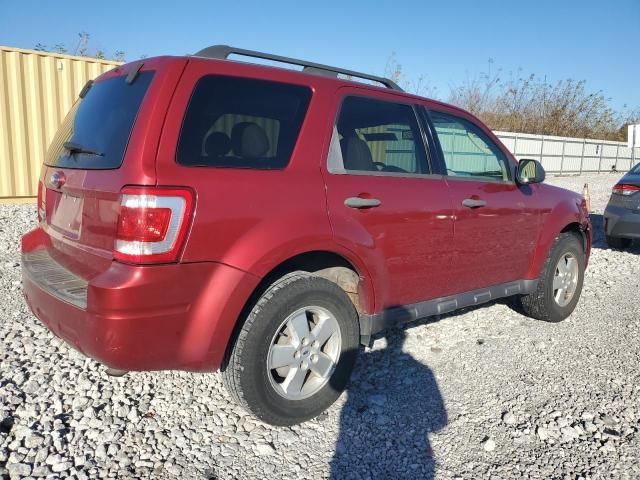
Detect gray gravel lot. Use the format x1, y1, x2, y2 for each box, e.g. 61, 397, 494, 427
1, 173, 639, 479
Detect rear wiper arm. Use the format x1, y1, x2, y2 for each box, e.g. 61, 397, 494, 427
63, 141, 104, 156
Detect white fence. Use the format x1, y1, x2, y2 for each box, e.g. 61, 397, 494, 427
495, 131, 639, 174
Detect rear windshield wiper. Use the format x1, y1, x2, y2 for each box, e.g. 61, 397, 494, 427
63, 141, 104, 156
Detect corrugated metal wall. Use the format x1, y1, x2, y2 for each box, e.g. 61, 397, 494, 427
437, 126, 501, 175
0, 46, 121, 198
495, 131, 638, 174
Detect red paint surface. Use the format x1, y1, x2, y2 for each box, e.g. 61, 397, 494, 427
22, 55, 591, 372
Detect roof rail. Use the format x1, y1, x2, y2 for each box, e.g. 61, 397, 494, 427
193, 45, 404, 92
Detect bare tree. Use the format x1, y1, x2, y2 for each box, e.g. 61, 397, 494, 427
448, 63, 635, 141
35, 33, 126, 62
75, 32, 90, 56
34, 43, 67, 54
384, 53, 438, 98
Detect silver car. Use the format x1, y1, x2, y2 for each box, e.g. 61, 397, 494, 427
604, 163, 640, 248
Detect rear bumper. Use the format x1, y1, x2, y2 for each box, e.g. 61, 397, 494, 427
604, 205, 640, 239
22, 239, 259, 372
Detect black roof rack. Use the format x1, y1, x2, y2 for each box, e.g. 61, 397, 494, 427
193, 45, 403, 92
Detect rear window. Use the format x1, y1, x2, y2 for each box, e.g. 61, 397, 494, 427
45, 71, 154, 169
176, 76, 312, 169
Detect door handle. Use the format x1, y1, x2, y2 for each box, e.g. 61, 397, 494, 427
344, 197, 382, 209
462, 198, 487, 208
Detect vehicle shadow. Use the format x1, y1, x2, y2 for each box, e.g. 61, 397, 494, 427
328, 210, 638, 478
589, 213, 640, 254
329, 326, 447, 479
590, 213, 607, 249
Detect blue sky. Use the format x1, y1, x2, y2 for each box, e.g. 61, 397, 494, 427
1, 0, 638, 111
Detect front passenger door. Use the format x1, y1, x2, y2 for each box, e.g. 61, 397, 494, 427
429, 109, 540, 294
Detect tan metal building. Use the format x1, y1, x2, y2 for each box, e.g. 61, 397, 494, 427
0, 46, 122, 200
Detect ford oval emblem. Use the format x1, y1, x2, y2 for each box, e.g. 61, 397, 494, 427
49, 171, 66, 189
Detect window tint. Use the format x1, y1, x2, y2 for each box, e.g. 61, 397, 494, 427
45, 72, 154, 169
177, 76, 311, 169
430, 111, 511, 181
328, 96, 427, 174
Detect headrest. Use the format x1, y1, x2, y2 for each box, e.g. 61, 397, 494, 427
342, 137, 374, 171
231, 122, 270, 158
205, 132, 231, 157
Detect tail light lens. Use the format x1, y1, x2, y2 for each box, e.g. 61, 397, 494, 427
612, 184, 640, 196
37, 180, 45, 222
114, 187, 194, 264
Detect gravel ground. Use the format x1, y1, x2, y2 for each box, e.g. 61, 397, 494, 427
1, 173, 639, 479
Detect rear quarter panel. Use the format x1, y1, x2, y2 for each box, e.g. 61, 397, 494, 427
607, 173, 640, 209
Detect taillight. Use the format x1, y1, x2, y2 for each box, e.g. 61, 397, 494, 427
37, 180, 45, 222
114, 187, 194, 264
612, 184, 640, 196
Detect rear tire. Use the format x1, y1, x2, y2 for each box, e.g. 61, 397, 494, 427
519, 233, 585, 323
221, 272, 360, 426
606, 235, 632, 249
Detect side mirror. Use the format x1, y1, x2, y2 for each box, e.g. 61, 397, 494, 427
516, 159, 545, 185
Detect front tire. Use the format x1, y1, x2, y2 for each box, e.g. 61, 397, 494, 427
519, 233, 585, 322
221, 272, 360, 426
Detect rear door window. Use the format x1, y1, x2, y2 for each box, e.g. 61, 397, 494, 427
328, 95, 429, 175
45, 72, 154, 170
176, 76, 311, 169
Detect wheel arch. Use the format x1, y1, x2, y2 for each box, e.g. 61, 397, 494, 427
221, 249, 375, 366
527, 204, 591, 279
244, 249, 373, 315
560, 221, 590, 253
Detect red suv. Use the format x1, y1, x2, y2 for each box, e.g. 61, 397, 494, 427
21, 45, 591, 425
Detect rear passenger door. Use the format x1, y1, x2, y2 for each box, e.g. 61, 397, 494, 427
322, 89, 455, 310
427, 108, 540, 293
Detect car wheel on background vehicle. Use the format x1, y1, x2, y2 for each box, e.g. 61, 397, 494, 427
221, 272, 360, 426
605, 235, 632, 249
518, 232, 585, 323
